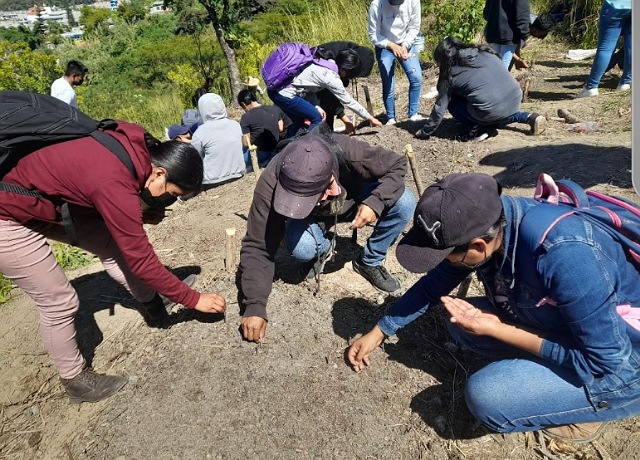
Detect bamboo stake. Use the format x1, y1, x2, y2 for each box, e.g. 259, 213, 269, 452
404, 143, 424, 197
225, 228, 237, 272
363, 85, 374, 127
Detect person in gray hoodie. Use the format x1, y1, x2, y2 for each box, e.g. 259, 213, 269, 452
191, 93, 246, 187
415, 37, 545, 142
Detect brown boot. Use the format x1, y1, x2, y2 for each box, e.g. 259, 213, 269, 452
60, 368, 127, 404
542, 422, 606, 444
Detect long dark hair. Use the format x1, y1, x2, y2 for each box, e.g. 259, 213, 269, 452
145, 133, 203, 192
434, 37, 498, 92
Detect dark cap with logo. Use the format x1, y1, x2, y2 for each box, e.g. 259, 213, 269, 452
273, 136, 339, 219
396, 173, 503, 273
388, 0, 405, 5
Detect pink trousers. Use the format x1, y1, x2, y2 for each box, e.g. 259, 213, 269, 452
0, 217, 156, 379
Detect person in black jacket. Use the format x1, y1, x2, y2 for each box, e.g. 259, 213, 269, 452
483, 0, 531, 68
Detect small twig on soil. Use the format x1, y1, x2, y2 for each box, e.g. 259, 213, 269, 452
591, 441, 613, 460
65, 443, 75, 460
534, 431, 563, 460
94, 322, 131, 352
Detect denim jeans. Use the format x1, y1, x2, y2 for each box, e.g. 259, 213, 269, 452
447, 96, 530, 131
375, 46, 423, 119
586, 2, 631, 89
285, 187, 415, 266
268, 90, 323, 137
489, 43, 518, 69
446, 298, 640, 432
242, 147, 275, 169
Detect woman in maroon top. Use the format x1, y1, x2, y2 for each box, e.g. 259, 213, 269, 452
0, 122, 226, 403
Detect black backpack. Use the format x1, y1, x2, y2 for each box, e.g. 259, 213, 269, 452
0, 91, 136, 243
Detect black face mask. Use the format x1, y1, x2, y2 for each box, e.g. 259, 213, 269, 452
140, 187, 178, 210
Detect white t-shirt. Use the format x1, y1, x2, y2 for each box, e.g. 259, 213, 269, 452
50, 77, 77, 108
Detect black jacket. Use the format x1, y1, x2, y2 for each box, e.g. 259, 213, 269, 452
483, 0, 531, 46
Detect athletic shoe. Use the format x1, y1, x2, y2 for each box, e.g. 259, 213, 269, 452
617, 83, 631, 91
408, 114, 423, 122
527, 113, 546, 135
464, 126, 489, 142
575, 87, 599, 98
60, 368, 127, 404
385, 118, 397, 126
543, 422, 606, 444
352, 254, 400, 293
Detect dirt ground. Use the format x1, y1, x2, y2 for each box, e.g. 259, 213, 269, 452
1, 42, 638, 460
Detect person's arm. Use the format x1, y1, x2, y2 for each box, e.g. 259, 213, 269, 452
239, 170, 286, 315
349, 263, 470, 371
321, 73, 382, 127
368, 0, 388, 49
332, 134, 407, 217
514, 0, 531, 42
417, 85, 452, 137
401, 0, 421, 49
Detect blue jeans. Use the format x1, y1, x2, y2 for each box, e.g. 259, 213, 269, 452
375, 46, 423, 119
586, 2, 631, 88
285, 187, 415, 266
268, 90, 323, 137
446, 298, 640, 432
447, 96, 530, 132
242, 147, 275, 169
489, 43, 518, 69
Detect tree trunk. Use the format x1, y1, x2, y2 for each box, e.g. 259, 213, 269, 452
201, 2, 242, 104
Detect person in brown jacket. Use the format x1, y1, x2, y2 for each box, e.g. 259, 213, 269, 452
239, 125, 416, 343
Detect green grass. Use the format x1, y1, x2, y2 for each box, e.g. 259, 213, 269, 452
0, 243, 96, 304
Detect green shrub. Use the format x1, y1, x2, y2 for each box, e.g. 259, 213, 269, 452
422, 0, 485, 47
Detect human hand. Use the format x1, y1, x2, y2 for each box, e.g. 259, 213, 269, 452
369, 117, 383, 128
347, 326, 386, 372
241, 316, 267, 343
441, 296, 502, 336
514, 58, 530, 70
389, 43, 406, 60
316, 106, 327, 121
349, 204, 377, 229
343, 119, 356, 135
194, 292, 226, 314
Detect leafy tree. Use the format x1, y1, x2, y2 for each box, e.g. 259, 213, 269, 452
0, 41, 59, 93
0, 25, 41, 50
117, 0, 148, 23
79, 5, 114, 34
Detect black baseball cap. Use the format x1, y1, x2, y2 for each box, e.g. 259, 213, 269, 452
273, 136, 339, 219
389, 0, 405, 5
396, 173, 503, 273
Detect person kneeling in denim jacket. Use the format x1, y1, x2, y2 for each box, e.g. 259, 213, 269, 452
348, 173, 640, 443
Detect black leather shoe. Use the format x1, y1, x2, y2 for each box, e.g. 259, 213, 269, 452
352, 254, 400, 292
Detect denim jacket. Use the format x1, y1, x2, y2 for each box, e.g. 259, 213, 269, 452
380, 196, 640, 410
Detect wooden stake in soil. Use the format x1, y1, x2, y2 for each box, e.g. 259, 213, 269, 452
225, 227, 237, 272
243, 134, 261, 179
557, 108, 581, 124
404, 143, 424, 197
522, 77, 531, 102
363, 85, 374, 126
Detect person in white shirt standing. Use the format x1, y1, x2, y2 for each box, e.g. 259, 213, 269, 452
50, 60, 88, 109
368, 0, 423, 125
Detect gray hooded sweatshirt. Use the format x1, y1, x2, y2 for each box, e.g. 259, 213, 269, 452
191, 93, 245, 185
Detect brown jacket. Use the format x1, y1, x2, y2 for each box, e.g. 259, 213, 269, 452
239, 132, 408, 320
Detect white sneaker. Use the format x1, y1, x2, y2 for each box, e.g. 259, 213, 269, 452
617, 83, 631, 91
385, 118, 396, 126
408, 114, 423, 122
575, 87, 599, 98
